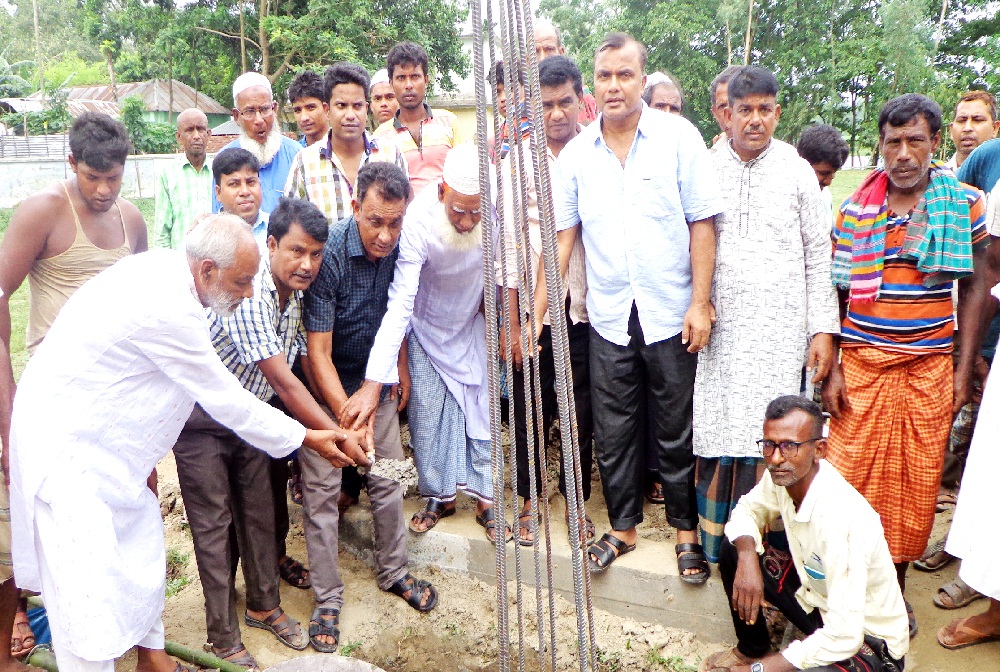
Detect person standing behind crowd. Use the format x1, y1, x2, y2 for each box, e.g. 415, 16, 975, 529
824, 93, 988, 637
373, 42, 463, 196
536, 32, 723, 580
709, 66, 741, 148
533, 19, 598, 125
946, 90, 999, 169
213, 72, 302, 214
795, 123, 850, 223
694, 66, 839, 564
642, 71, 683, 115
288, 70, 331, 148
154, 108, 213, 249
369, 69, 398, 127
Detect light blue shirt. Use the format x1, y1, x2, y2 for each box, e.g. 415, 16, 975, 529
212, 136, 302, 214
553, 105, 723, 347
251, 211, 269, 252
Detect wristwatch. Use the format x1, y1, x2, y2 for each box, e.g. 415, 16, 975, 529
750, 663, 764, 672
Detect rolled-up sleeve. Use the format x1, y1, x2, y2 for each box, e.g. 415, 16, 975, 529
724, 474, 781, 555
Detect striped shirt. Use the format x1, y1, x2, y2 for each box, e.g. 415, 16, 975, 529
284, 131, 408, 224
839, 184, 988, 353
373, 103, 464, 195
153, 157, 213, 249
209, 257, 306, 401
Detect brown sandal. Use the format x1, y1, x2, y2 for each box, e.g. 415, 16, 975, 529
211, 644, 261, 672
938, 616, 1000, 650
934, 577, 984, 609
244, 607, 308, 650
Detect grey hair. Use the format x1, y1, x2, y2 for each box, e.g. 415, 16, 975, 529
184, 213, 255, 269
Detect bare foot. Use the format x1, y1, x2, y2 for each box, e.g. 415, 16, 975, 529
9, 606, 34, 658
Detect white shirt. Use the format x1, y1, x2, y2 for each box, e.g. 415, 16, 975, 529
365, 187, 489, 440
725, 461, 909, 668
9, 250, 305, 660
552, 105, 724, 346
498, 134, 588, 326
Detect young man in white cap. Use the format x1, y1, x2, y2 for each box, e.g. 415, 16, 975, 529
213, 72, 302, 214
369, 69, 398, 127
344, 144, 508, 543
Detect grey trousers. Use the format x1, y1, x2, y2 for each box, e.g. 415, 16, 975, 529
173, 404, 281, 650
299, 395, 409, 609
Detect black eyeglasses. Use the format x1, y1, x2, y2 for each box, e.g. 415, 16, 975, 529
756, 438, 823, 458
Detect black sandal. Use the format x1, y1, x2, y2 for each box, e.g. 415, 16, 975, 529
409, 498, 456, 534
308, 607, 340, 653
211, 645, 261, 672
278, 555, 311, 589
675, 542, 710, 585
475, 505, 513, 544
587, 532, 635, 572
388, 572, 438, 612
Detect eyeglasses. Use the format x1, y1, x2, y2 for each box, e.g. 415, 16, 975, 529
756, 438, 823, 459
238, 103, 276, 120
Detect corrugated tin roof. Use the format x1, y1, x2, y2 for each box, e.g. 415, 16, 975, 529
27, 79, 228, 114
1, 97, 120, 118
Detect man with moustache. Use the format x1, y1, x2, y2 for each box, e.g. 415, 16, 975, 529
824, 93, 989, 636
172, 199, 344, 667
154, 108, 213, 249
709, 66, 741, 148
7, 214, 369, 672
213, 72, 302, 214
369, 69, 399, 127
303, 163, 437, 654
946, 91, 999, 169
214, 148, 270, 250
700, 396, 908, 672
347, 145, 507, 544
533, 19, 598, 124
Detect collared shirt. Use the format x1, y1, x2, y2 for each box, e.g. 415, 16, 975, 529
304, 215, 398, 397
373, 103, 464, 195
552, 104, 724, 346
209, 257, 306, 402
154, 156, 214, 249
218, 209, 269, 252
284, 131, 408, 224
725, 460, 910, 668
212, 135, 302, 214
498, 133, 588, 325
364, 186, 490, 440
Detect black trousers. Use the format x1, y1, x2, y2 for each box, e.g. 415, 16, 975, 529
590, 304, 698, 530
512, 308, 593, 502
718, 538, 905, 671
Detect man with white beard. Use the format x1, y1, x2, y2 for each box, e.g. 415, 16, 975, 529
344, 144, 508, 543
213, 72, 302, 214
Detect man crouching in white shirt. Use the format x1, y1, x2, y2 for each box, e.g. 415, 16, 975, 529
701, 396, 908, 672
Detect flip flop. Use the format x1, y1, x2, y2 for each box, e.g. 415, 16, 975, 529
914, 540, 954, 572
587, 532, 635, 572
937, 616, 1000, 650
934, 577, 985, 609
905, 599, 917, 639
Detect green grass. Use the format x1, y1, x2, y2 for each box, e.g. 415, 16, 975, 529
0, 197, 154, 380
829, 168, 868, 215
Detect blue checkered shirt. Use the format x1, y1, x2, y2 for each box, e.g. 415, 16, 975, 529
304, 215, 397, 397
210, 257, 307, 401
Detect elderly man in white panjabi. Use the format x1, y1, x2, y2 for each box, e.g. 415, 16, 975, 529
8, 215, 367, 672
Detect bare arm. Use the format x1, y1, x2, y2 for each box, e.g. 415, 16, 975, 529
304, 331, 350, 421
955, 239, 999, 413
683, 217, 717, 353
121, 199, 149, 253
0, 338, 13, 485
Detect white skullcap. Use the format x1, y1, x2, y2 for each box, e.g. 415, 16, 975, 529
645, 71, 671, 92
442, 144, 481, 196
370, 69, 390, 92
232, 72, 272, 105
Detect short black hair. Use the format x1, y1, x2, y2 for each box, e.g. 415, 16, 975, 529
595, 32, 647, 71
726, 66, 779, 104
764, 395, 825, 436
287, 70, 325, 104
538, 55, 583, 97
69, 112, 131, 170
356, 161, 410, 207
489, 60, 525, 88
268, 197, 329, 244
387, 42, 429, 80
878, 93, 942, 138
212, 148, 259, 186
797, 124, 849, 169
323, 62, 371, 104
710, 65, 742, 106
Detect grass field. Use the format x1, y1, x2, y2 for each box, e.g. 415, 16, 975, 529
0, 169, 870, 380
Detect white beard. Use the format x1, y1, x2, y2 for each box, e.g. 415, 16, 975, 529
433, 202, 482, 252
238, 124, 283, 166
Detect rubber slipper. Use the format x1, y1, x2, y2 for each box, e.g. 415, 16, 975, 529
587, 532, 635, 572
937, 615, 1000, 650
934, 577, 984, 609
914, 540, 954, 572
517, 511, 536, 547
905, 599, 917, 639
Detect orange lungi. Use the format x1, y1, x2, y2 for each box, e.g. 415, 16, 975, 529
827, 347, 951, 562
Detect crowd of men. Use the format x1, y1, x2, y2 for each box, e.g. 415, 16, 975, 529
0, 17, 999, 672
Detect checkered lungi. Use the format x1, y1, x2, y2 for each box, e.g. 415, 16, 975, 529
695, 456, 765, 563
406, 331, 493, 502
827, 347, 951, 562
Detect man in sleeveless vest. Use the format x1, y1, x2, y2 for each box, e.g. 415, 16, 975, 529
0, 112, 147, 670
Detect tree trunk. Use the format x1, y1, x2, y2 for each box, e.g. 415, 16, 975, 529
259, 0, 270, 76
725, 17, 733, 65
743, 0, 753, 64
105, 47, 118, 101
239, 0, 247, 72
32, 0, 43, 98
168, 43, 174, 124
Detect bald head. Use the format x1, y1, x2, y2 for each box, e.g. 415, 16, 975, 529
176, 108, 210, 168
534, 19, 564, 61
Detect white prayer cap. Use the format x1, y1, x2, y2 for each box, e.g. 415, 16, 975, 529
232, 72, 272, 105
370, 69, 390, 92
645, 71, 671, 91
442, 144, 482, 196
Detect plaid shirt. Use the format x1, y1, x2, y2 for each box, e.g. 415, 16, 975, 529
304, 215, 397, 397
284, 131, 408, 225
209, 257, 307, 401
153, 156, 213, 249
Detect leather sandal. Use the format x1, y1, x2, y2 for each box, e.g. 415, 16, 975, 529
387, 572, 438, 612
278, 555, 311, 589
475, 505, 513, 544
587, 532, 635, 572
676, 542, 710, 585
934, 577, 984, 609
308, 607, 340, 653
244, 607, 308, 651
409, 498, 456, 534
211, 644, 261, 672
